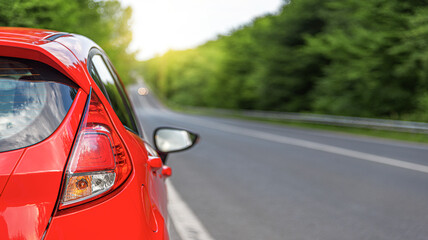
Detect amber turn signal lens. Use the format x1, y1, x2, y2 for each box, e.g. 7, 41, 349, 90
77, 178, 89, 190
63, 175, 92, 202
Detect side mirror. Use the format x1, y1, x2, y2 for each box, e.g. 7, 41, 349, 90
153, 127, 199, 162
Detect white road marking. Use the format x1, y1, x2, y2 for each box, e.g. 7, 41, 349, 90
211, 117, 428, 151
175, 116, 428, 174
300, 129, 428, 151
167, 180, 216, 240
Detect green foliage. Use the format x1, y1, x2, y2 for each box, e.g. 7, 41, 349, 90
306, 0, 420, 117
142, 0, 428, 121
0, 0, 136, 85
143, 42, 225, 107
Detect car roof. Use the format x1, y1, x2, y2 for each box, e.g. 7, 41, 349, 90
0, 27, 101, 92
0, 27, 58, 43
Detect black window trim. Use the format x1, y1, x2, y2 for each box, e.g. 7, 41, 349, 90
87, 48, 141, 136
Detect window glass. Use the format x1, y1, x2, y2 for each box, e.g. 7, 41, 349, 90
0, 57, 78, 152
90, 54, 138, 134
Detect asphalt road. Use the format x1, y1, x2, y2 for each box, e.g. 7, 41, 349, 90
128, 85, 428, 240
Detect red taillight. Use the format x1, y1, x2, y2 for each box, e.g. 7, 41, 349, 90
59, 90, 132, 209
68, 131, 116, 173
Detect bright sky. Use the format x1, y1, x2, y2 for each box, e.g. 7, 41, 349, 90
119, 0, 284, 60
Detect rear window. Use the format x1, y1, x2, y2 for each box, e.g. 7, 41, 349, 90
0, 57, 78, 152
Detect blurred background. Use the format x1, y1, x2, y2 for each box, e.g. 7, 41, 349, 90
4, 0, 428, 122
3, 1, 428, 239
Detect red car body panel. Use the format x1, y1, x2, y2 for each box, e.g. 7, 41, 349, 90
0, 150, 24, 197
0, 90, 86, 239
0, 27, 169, 239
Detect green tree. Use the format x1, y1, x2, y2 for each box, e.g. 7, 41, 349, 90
0, 0, 136, 85
306, 0, 425, 117
141, 0, 428, 121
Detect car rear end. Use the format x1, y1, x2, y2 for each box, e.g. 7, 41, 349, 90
0, 28, 167, 239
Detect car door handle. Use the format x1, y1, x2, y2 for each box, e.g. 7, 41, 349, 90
148, 157, 162, 170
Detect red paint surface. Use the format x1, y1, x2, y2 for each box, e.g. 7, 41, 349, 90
0, 150, 24, 197
162, 166, 172, 177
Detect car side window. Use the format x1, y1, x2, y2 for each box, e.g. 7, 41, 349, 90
89, 52, 139, 135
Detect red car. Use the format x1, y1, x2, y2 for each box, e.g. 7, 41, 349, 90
0, 27, 198, 239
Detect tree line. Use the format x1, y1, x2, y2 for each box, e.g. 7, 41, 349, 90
142, 0, 428, 121
0, 0, 136, 85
